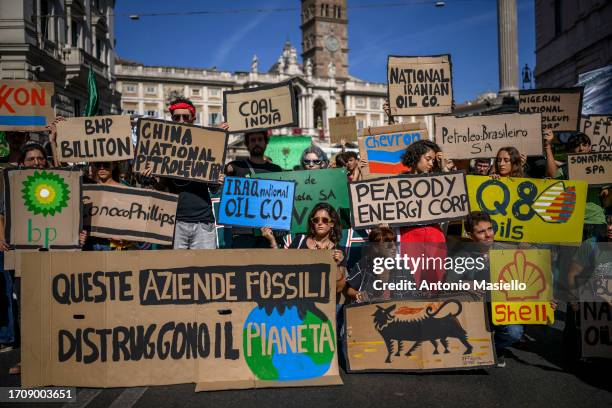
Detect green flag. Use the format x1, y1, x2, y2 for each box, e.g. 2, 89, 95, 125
83, 66, 98, 116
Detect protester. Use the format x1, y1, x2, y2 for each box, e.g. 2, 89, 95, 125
225, 130, 283, 248
333, 152, 347, 169
544, 130, 591, 179
564, 208, 611, 363
346, 226, 397, 303
398, 140, 450, 285
141, 97, 222, 249
471, 158, 492, 175
2, 142, 89, 374
262, 203, 346, 294
453, 212, 524, 367
492, 146, 525, 178
300, 145, 329, 170
344, 151, 362, 182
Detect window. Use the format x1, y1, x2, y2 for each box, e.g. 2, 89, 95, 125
370, 119, 379, 127
96, 38, 102, 60
208, 88, 220, 97
355, 97, 366, 108
125, 110, 135, 115
146, 110, 157, 118
124, 84, 137, 93
208, 112, 221, 126
71, 20, 79, 46
191, 88, 200, 96
357, 119, 365, 129
370, 98, 380, 109
145, 86, 157, 94
554, 0, 563, 36
41, 0, 50, 41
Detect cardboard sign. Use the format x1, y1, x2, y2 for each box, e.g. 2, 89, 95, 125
4, 168, 82, 249
519, 88, 583, 132
21, 250, 341, 390
581, 115, 612, 152
344, 296, 495, 372
581, 300, 612, 359
218, 176, 296, 230
579, 274, 612, 359
133, 119, 228, 183
56, 115, 133, 163
265, 135, 312, 170
567, 152, 611, 186
387, 55, 453, 116
223, 82, 297, 133
329, 116, 357, 144
254, 169, 350, 234
434, 113, 543, 159
359, 123, 426, 176
466, 175, 587, 244
83, 185, 178, 245
490, 250, 554, 325
348, 171, 470, 229
0, 80, 55, 131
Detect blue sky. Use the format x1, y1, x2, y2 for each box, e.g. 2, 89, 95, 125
115, 0, 535, 104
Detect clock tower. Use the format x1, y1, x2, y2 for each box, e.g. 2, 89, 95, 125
300, 0, 349, 80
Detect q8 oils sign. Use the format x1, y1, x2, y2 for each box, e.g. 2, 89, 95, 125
466, 175, 587, 244
4, 168, 82, 249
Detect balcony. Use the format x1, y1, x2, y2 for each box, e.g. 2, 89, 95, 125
63, 47, 108, 79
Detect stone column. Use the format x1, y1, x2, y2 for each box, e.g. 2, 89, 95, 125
497, 0, 518, 97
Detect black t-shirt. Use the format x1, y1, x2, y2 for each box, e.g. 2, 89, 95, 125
226, 159, 283, 177
167, 179, 217, 223
289, 234, 347, 267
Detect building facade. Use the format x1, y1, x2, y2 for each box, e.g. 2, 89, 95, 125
0, 0, 121, 116
534, 0, 612, 87
115, 0, 395, 147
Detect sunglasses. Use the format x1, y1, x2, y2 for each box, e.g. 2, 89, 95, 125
311, 217, 331, 225
95, 162, 112, 169
303, 159, 322, 166
172, 114, 192, 122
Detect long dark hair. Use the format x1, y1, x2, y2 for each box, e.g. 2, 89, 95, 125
401, 140, 441, 173
495, 146, 524, 177
307, 202, 343, 244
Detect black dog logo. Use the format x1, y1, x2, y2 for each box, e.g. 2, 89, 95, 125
372, 300, 473, 363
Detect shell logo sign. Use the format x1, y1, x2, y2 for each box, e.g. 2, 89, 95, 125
490, 250, 554, 325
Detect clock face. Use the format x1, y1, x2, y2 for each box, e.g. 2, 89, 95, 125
324, 35, 340, 52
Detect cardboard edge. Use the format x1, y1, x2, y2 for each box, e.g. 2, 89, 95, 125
194, 375, 343, 392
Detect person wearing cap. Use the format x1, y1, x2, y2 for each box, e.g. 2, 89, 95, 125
225, 130, 283, 248
140, 97, 223, 249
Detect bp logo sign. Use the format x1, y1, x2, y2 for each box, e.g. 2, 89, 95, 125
21, 170, 70, 216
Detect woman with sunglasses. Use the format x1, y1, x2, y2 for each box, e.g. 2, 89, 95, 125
262, 203, 346, 293
300, 145, 329, 170
83, 161, 134, 251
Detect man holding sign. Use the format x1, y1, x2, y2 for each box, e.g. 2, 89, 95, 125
140, 98, 223, 249
225, 130, 283, 248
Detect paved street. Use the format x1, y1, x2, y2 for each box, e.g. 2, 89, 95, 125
0, 318, 610, 408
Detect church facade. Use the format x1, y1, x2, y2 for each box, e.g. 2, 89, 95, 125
115, 0, 389, 144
